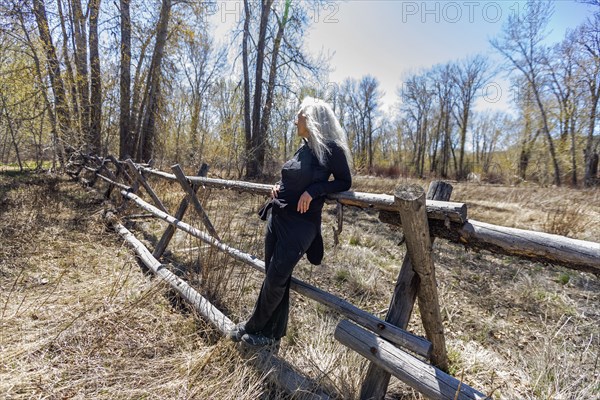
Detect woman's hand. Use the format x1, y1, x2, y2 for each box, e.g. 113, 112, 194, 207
297, 191, 313, 213
271, 184, 280, 199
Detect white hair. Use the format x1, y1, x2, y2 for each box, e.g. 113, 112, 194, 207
297, 97, 353, 168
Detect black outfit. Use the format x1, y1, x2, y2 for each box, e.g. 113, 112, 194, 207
245, 139, 351, 340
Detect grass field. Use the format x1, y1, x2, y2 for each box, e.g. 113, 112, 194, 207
1, 168, 598, 399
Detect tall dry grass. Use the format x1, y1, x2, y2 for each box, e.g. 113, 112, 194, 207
1, 169, 598, 399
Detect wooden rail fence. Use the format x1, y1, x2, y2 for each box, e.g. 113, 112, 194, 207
69, 154, 600, 400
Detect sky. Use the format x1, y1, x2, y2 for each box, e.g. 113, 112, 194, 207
210, 0, 596, 114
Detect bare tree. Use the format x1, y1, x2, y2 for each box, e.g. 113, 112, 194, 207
119, 0, 132, 158
242, 0, 252, 175
547, 33, 580, 185
17, 5, 64, 168
576, 13, 600, 186
179, 27, 226, 165
55, 0, 79, 126
452, 55, 489, 180
491, 0, 561, 186
259, 0, 292, 168
334, 76, 382, 171
32, 0, 72, 158
240, 0, 321, 178
0, 93, 23, 170
514, 78, 542, 180
429, 63, 455, 178
337, 78, 362, 167
243, 0, 273, 178
472, 111, 510, 176
401, 74, 433, 177
88, 0, 102, 154
359, 75, 383, 170
70, 0, 90, 141
138, 0, 172, 162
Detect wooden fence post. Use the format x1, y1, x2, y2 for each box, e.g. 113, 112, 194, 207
360, 181, 453, 399
395, 183, 448, 371
99, 159, 121, 199
107, 155, 140, 203
153, 163, 208, 259
171, 164, 220, 241
125, 159, 168, 213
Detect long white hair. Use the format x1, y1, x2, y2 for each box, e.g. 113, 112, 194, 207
297, 97, 353, 168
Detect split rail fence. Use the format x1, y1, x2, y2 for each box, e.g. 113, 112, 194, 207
68, 154, 600, 400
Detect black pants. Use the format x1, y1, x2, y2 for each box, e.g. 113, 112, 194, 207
245, 210, 317, 339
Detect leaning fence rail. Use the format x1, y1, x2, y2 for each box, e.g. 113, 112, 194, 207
72, 154, 600, 400
140, 166, 600, 274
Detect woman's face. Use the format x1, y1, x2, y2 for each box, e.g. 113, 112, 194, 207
296, 112, 310, 138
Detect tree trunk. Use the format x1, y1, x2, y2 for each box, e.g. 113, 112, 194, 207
70, 0, 90, 144
518, 147, 530, 180
368, 115, 373, 170
32, 0, 72, 153
430, 116, 441, 174
139, 0, 172, 162
242, 0, 252, 177
0, 95, 23, 171
458, 107, 469, 180
190, 98, 201, 149
18, 9, 63, 168
533, 85, 561, 186
56, 0, 80, 126
518, 116, 541, 180
441, 106, 451, 178
89, 0, 102, 154
259, 0, 290, 170
129, 35, 152, 157
119, 0, 132, 158
584, 93, 599, 186
246, 0, 273, 179
569, 111, 577, 185
420, 116, 427, 178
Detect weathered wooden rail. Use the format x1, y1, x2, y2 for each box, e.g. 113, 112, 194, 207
72, 154, 600, 400
141, 166, 600, 274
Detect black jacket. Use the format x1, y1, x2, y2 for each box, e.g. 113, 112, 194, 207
259, 139, 352, 264
277, 139, 351, 222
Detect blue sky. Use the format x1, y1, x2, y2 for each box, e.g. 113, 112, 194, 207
209, 1, 595, 113
303, 0, 595, 113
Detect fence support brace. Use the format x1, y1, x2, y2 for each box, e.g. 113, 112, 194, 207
335, 320, 487, 400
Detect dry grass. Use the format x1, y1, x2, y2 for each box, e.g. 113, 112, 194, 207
1, 169, 599, 399
0, 171, 271, 399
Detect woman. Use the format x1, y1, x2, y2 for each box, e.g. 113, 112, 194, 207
229, 97, 352, 347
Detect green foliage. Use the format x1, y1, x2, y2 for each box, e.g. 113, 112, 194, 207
348, 234, 360, 246
557, 272, 570, 285
334, 268, 350, 283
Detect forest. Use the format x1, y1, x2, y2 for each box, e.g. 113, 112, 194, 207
0, 0, 599, 186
